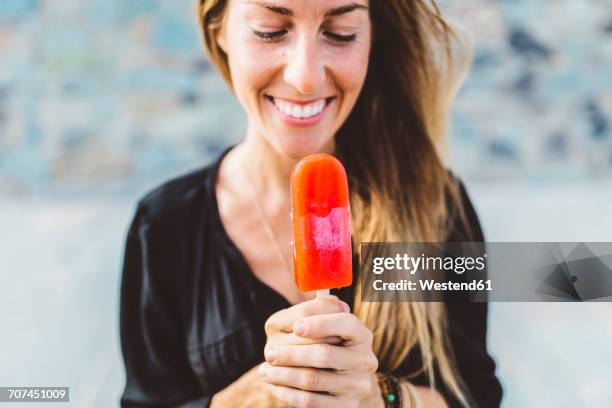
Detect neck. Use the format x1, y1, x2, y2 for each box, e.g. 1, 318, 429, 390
235, 127, 335, 197
238, 139, 294, 198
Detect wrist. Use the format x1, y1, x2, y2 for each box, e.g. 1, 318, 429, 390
361, 372, 385, 408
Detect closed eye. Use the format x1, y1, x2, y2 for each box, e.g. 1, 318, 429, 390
252, 29, 357, 43
324, 31, 357, 43
252, 28, 288, 41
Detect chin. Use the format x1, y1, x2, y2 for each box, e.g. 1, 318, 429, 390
270, 133, 334, 160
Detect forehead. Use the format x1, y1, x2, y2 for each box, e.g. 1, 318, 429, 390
237, 0, 370, 19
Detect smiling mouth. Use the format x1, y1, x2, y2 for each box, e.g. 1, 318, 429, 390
265, 95, 335, 120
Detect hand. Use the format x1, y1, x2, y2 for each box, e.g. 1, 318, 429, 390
259, 296, 382, 408
211, 365, 289, 408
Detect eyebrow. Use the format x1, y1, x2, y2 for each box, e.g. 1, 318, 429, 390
247, 1, 292, 16
246, 1, 368, 18
324, 3, 368, 18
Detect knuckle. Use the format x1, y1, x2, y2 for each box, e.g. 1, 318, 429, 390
365, 355, 379, 372
288, 390, 301, 407
264, 344, 276, 362
304, 317, 319, 332
315, 298, 342, 314
334, 302, 346, 313
284, 347, 294, 364
267, 365, 279, 378
302, 370, 319, 388
349, 313, 363, 329
316, 345, 332, 366
264, 318, 277, 335
298, 302, 318, 319
347, 375, 371, 397
301, 393, 317, 408
357, 377, 372, 396
330, 299, 346, 313
277, 386, 290, 403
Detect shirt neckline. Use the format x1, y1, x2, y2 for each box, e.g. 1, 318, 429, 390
203, 144, 355, 308
204, 144, 294, 308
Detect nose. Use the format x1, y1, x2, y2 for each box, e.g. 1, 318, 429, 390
283, 33, 326, 95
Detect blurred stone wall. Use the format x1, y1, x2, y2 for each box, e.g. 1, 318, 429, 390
0, 0, 610, 195
446, 0, 612, 181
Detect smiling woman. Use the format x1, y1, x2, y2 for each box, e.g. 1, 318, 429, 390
211, 0, 373, 158
119, 0, 503, 407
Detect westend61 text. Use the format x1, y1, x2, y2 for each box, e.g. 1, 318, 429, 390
373, 279, 493, 292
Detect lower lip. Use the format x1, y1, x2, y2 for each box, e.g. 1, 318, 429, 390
267, 97, 334, 127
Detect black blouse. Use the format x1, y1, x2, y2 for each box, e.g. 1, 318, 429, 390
119, 146, 503, 407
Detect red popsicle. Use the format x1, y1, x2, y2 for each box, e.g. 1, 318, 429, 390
290, 153, 353, 296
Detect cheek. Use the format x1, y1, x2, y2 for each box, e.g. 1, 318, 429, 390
325, 43, 371, 97
229, 53, 270, 109
225, 28, 281, 109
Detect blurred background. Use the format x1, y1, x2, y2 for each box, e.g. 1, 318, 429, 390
0, 0, 611, 406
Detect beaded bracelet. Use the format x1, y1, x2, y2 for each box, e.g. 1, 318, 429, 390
376, 373, 402, 407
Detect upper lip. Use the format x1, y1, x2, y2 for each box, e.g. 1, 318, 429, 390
266, 95, 334, 105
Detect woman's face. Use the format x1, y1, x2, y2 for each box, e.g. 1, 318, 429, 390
218, 0, 372, 159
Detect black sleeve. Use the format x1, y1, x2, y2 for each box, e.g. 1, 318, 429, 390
119, 203, 209, 407
440, 178, 503, 408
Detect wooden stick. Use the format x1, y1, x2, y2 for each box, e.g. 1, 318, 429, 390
316, 289, 330, 299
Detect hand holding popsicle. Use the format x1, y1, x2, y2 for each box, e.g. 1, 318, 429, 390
260, 297, 381, 408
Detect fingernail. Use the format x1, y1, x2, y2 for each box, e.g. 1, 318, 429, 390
258, 362, 267, 377
341, 302, 350, 313
293, 321, 305, 335
265, 346, 277, 362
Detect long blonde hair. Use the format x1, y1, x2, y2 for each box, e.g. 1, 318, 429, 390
197, 0, 474, 405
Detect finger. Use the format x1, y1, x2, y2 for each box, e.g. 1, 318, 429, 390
265, 297, 350, 334
259, 363, 371, 396
293, 313, 373, 346
263, 382, 336, 408
273, 331, 345, 346
264, 343, 378, 372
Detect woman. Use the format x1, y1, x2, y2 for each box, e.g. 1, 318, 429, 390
120, 0, 503, 407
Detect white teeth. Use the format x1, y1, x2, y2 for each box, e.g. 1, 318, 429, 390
292, 105, 301, 117
303, 105, 313, 117
272, 98, 327, 119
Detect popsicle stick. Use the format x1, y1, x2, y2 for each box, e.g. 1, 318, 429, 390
316, 289, 330, 299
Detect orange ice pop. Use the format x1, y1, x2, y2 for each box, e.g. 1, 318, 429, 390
290, 153, 352, 297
